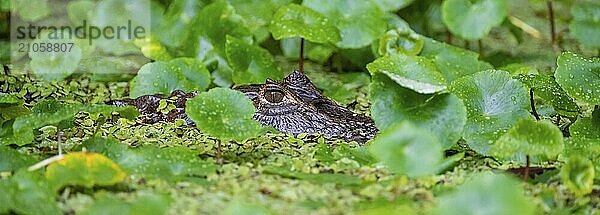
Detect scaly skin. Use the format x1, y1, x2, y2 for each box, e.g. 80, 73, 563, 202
108, 70, 378, 143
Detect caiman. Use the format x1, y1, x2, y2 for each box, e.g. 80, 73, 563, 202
107, 70, 378, 143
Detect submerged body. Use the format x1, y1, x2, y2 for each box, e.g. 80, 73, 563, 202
108, 70, 378, 143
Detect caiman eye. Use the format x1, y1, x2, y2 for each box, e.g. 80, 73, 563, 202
264, 89, 285, 103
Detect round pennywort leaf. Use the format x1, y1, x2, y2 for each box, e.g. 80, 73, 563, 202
442, 0, 508, 40
369, 121, 443, 177
451, 69, 531, 155
554, 52, 600, 105
186, 88, 262, 141
367, 54, 447, 94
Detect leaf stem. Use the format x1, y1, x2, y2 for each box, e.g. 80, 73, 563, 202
478, 39, 484, 57
216, 140, 222, 165
299, 37, 305, 73
530, 89, 540, 120
547, 0, 557, 46
58, 131, 64, 156
524, 155, 530, 181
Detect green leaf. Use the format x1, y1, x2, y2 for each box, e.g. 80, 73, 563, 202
281, 37, 335, 64
89, 0, 150, 55
367, 54, 447, 94
442, 0, 508, 40
570, 2, 600, 48
195, 0, 253, 53
420, 37, 483, 84
78, 56, 146, 82
517, 74, 580, 118
304, 70, 370, 105
368, 121, 443, 177
269, 3, 340, 44
570, 108, 600, 139
45, 152, 126, 189
370, 73, 466, 149
186, 88, 262, 141
0, 170, 61, 215
432, 172, 535, 215
130, 58, 211, 97
1, 101, 138, 146
561, 156, 595, 196
500, 63, 539, 76
372, 0, 414, 12
29, 30, 83, 81
77, 137, 216, 181
81, 192, 172, 215
375, 27, 424, 56
191, 0, 254, 87
11, 0, 51, 21
490, 119, 563, 164
229, 0, 292, 42
304, 0, 387, 48
0, 93, 29, 122
225, 199, 273, 215
66, 0, 95, 25
225, 36, 284, 85
155, 0, 204, 50
450, 70, 531, 155
554, 52, 600, 105
0, 146, 38, 172
263, 167, 363, 186
563, 137, 600, 179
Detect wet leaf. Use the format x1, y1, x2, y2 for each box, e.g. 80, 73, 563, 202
561, 156, 595, 196
490, 119, 564, 164
368, 121, 443, 177
570, 108, 600, 139
304, 0, 386, 48
563, 137, 600, 179
269, 4, 340, 44
130, 58, 211, 97
372, 0, 414, 11
186, 88, 263, 141
367, 54, 447, 94
45, 153, 126, 189
432, 172, 535, 215
451, 70, 531, 155
570, 2, 600, 48
554, 52, 600, 105
370, 73, 466, 149
442, 0, 508, 40
225, 35, 284, 85
77, 137, 216, 181
517, 74, 580, 118
420, 37, 483, 84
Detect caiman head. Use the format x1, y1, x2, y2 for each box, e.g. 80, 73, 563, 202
234, 70, 377, 143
